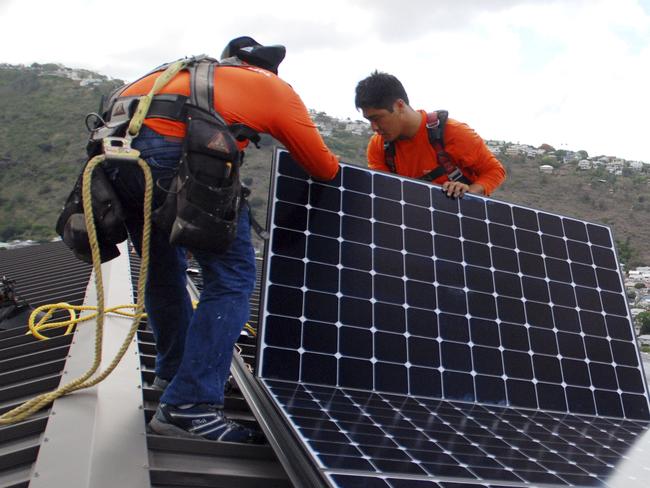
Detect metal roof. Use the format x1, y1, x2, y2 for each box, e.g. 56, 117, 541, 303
2, 241, 650, 488
0, 242, 91, 488
0, 242, 290, 488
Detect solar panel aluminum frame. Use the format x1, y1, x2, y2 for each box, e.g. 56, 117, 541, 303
232, 349, 331, 488
254, 148, 650, 488
257, 148, 650, 420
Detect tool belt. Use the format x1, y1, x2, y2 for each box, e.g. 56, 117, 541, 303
55, 162, 127, 264
153, 104, 243, 254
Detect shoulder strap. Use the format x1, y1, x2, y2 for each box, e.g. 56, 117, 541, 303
384, 140, 397, 173
382, 109, 470, 183
425, 110, 447, 146
188, 58, 228, 127
422, 110, 471, 184
102, 56, 261, 147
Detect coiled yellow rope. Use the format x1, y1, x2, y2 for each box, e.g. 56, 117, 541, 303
0, 155, 153, 426
0, 56, 259, 425
26, 302, 256, 340
0, 58, 190, 426
26, 303, 144, 340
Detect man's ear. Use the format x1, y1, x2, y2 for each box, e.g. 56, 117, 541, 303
394, 99, 407, 113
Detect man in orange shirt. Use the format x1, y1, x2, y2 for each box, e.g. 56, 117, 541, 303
355, 71, 505, 198
104, 37, 339, 443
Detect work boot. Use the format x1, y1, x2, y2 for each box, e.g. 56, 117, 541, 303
149, 403, 266, 444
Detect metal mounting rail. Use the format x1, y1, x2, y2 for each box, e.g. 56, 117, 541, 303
186, 276, 327, 488
230, 352, 329, 488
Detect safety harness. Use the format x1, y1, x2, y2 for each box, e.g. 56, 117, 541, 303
384, 110, 471, 185
1, 57, 263, 426
57, 55, 267, 263
99, 57, 262, 148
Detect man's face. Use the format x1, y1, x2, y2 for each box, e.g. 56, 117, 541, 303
362, 101, 404, 142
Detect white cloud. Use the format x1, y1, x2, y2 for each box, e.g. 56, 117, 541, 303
1, 0, 650, 162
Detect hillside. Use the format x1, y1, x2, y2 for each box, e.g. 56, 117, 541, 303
0, 63, 648, 266
0, 63, 123, 240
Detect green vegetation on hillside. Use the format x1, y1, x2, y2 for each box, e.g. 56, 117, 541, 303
0, 63, 648, 266
0, 65, 123, 241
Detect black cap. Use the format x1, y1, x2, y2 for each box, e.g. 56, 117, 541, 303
221, 36, 286, 74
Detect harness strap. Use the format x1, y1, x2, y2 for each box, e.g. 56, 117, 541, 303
384, 110, 471, 185
384, 140, 397, 173
425, 111, 470, 184
127, 58, 192, 138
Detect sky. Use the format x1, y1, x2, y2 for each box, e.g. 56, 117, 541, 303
2, 0, 650, 162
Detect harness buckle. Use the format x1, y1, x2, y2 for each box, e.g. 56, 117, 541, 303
102, 137, 141, 162
448, 168, 465, 182
425, 119, 440, 129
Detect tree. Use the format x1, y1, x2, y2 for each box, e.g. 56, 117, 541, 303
541, 155, 560, 168
616, 237, 637, 265
539, 143, 556, 152
637, 312, 650, 335
577, 150, 589, 159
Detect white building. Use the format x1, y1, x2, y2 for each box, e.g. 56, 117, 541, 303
539, 165, 554, 174
344, 120, 369, 135
638, 335, 650, 347
630, 161, 644, 171
630, 267, 650, 280
577, 160, 591, 170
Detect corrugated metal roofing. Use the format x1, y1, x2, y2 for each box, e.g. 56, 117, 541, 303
0, 241, 91, 488
0, 243, 291, 488
5, 241, 649, 488
134, 256, 290, 487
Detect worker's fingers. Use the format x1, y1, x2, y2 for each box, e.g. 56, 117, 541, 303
443, 181, 469, 198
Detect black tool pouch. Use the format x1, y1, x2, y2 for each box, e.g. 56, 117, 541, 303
55, 164, 128, 264
153, 106, 242, 254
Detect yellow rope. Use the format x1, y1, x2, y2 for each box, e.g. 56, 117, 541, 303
0, 156, 153, 426
27, 302, 256, 340
127, 59, 189, 137
26, 303, 147, 341
0, 57, 240, 426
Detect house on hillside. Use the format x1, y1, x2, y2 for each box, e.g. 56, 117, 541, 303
539, 164, 554, 174
606, 160, 624, 175
578, 159, 592, 170
563, 150, 579, 162
314, 120, 334, 136
486, 141, 503, 154
505, 144, 537, 158
344, 120, 369, 135
630, 161, 644, 171
638, 335, 650, 347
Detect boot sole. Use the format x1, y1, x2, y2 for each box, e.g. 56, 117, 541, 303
149, 416, 264, 444
149, 417, 202, 439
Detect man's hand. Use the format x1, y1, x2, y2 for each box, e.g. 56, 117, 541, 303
441, 181, 485, 198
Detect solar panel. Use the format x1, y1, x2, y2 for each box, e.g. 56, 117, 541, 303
256, 149, 650, 487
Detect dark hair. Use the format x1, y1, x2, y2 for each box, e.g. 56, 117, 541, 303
354, 71, 409, 111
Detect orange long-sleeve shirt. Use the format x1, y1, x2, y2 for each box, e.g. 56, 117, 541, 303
367, 111, 505, 195
120, 64, 339, 181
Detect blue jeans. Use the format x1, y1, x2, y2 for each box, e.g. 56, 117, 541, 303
106, 126, 256, 406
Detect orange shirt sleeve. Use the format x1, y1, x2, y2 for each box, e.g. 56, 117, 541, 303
120, 66, 339, 181
213, 67, 339, 181
263, 89, 340, 181
367, 135, 390, 172
444, 120, 506, 196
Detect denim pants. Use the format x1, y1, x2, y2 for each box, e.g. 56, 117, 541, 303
105, 126, 256, 406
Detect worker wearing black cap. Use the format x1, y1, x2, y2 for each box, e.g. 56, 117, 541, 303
107, 37, 339, 443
